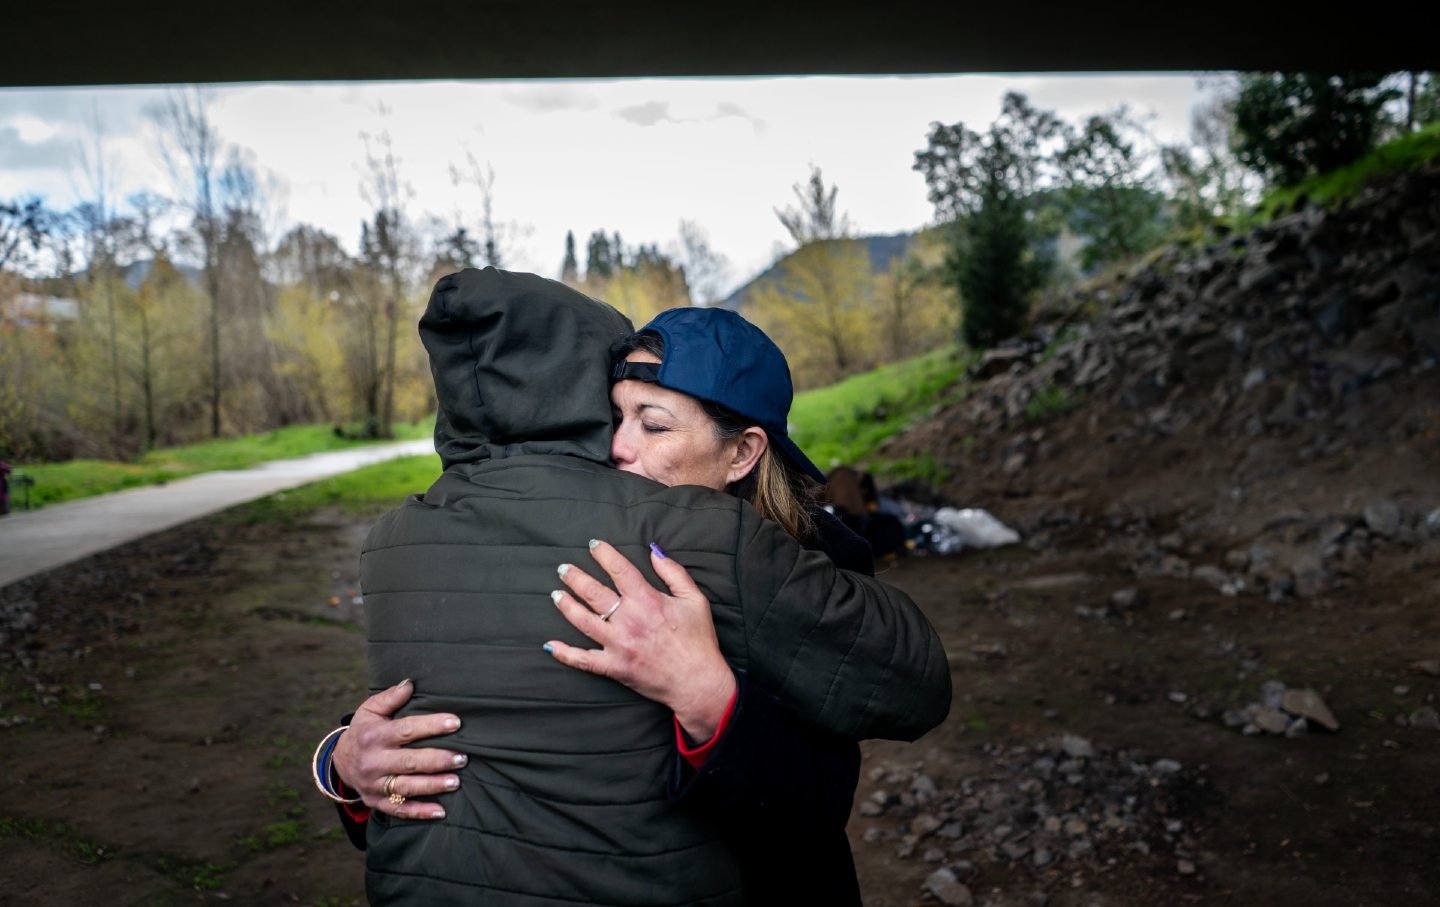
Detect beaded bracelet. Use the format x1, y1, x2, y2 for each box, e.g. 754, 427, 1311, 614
311, 725, 363, 804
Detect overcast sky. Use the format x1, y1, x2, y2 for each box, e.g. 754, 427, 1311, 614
0, 74, 1221, 293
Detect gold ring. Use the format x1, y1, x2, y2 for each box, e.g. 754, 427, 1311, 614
600, 597, 622, 622
382, 774, 405, 804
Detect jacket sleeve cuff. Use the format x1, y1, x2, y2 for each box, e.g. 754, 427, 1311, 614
338, 779, 371, 824
675, 683, 739, 769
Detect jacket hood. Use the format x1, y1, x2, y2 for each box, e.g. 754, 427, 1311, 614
420, 268, 634, 468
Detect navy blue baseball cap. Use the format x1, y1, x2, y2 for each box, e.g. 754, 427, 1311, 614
611, 307, 827, 485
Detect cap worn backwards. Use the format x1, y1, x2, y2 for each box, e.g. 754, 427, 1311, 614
614, 307, 828, 485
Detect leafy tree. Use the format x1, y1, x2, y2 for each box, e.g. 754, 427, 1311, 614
1409, 72, 1440, 129
751, 166, 876, 383
914, 92, 1061, 348
1161, 89, 1260, 230
604, 250, 691, 325
750, 239, 874, 386
1232, 72, 1401, 186
0, 196, 48, 272
1055, 109, 1166, 271
874, 238, 951, 361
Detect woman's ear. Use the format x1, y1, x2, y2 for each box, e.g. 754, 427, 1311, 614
725, 427, 769, 485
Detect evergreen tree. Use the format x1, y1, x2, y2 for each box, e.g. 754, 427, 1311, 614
586, 230, 614, 279
914, 93, 1060, 349
561, 230, 579, 283
437, 225, 479, 273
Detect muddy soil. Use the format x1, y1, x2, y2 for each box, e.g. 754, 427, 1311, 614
1, 501, 1436, 906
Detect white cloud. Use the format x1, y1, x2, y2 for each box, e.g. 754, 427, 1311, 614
502, 84, 601, 114
615, 100, 673, 126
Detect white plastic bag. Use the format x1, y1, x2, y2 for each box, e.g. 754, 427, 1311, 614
932, 507, 1020, 549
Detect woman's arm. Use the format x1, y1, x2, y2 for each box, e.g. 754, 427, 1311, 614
548, 519, 951, 742
321, 679, 469, 849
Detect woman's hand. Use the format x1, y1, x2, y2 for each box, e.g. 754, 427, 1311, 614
332, 678, 469, 820
546, 540, 737, 741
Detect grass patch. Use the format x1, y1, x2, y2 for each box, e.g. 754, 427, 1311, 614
153, 856, 230, 891
240, 819, 304, 852
1025, 383, 1081, 421
788, 346, 972, 477
1250, 124, 1440, 223
9, 420, 432, 510
230, 453, 442, 525
863, 453, 950, 486
0, 816, 50, 839
0, 815, 115, 865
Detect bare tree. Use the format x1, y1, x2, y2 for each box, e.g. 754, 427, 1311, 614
775, 164, 852, 246
76, 104, 125, 448
675, 219, 731, 306
358, 107, 414, 438
153, 87, 225, 437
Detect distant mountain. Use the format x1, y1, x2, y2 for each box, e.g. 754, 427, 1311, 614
121, 259, 203, 290
717, 232, 917, 312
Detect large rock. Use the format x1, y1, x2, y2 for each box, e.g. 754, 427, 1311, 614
925, 868, 974, 906
972, 347, 1030, 380
1363, 500, 1402, 538
1282, 688, 1340, 731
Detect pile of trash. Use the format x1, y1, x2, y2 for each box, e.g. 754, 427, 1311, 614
823, 465, 1021, 557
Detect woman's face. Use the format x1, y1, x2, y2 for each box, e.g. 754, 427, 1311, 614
610, 351, 767, 490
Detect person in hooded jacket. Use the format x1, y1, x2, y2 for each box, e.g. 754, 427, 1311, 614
317, 268, 949, 906
326, 307, 884, 904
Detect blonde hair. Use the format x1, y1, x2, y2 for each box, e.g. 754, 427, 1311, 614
745, 444, 816, 543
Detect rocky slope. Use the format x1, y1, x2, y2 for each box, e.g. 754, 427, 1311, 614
883, 164, 1440, 607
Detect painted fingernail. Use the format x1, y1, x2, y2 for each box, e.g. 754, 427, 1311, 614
556, 564, 570, 579
443, 717, 460, 731
551, 590, 563, 605
445, 776, 460, 789
588, 538, 600, 551
432, 807, 446, 819
649, 542, 667, 559
543, 642, 554, 654
452, 753, 468, 767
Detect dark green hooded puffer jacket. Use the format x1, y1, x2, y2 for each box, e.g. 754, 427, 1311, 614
362, 268, 950, 905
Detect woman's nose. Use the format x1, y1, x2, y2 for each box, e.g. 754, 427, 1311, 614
610, 422, 633, 465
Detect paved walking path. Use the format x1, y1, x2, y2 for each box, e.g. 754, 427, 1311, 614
0, 439, 434, 589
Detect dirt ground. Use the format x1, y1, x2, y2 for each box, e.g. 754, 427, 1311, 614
1, 491, 1437, 906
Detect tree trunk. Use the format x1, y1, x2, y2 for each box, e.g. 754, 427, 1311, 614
380, 271, 399, 439
139, 304, 156, 451
105, 267, 121, 453
206, 238, 221, 438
